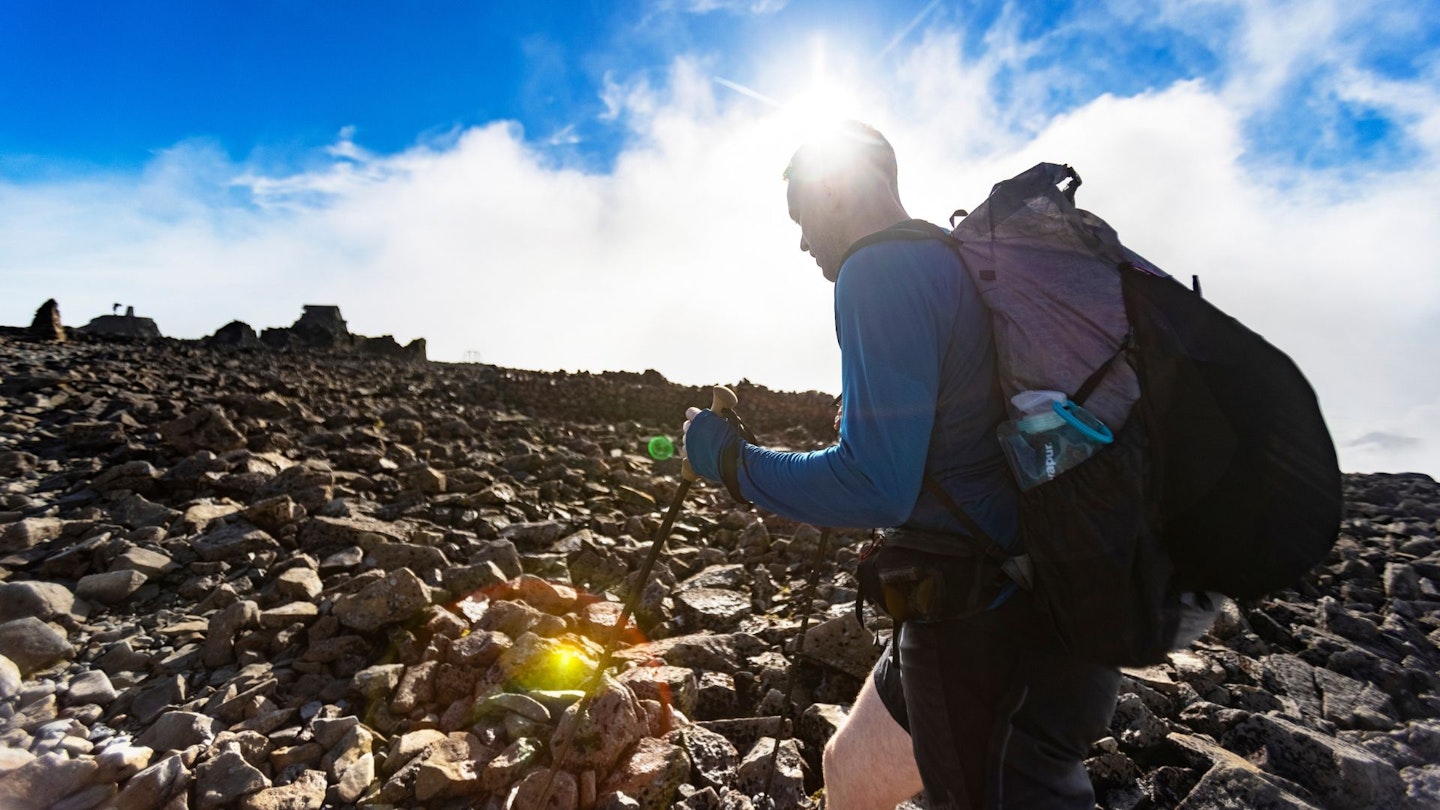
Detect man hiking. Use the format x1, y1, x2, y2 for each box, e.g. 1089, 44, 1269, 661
682, 122, 1121, 809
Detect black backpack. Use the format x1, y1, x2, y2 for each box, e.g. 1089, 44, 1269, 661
913, 163, 1343, 666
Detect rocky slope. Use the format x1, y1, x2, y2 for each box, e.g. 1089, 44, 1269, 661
0, 332, 1436, 810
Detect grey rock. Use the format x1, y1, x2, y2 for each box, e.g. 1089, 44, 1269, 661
195, 521, 280, 563
481, 736, 543, 792
475, 691, 552, 723
370, 541, 449, 576
273, 566, 322, 601
159, 405, 245, 453
1, 517, 64, 553
195, 749, 271, 810
383, 728, 448, 777
76, 569, 147, 605
0, 752, 100, 810
136, 710, 219, 753
113, 753, 191, 810
107, 494, 181, 530
736, 737, 805, 809
513, 768, 579, 810
1400, 764, 1440, 808
203, 599, 260, 668
801, 613, 881, 680
0, 617, 73, 675
95, 741, 154, 782
1222, 712, 1405, 808
50, 783, 116, 810
130, 674, 187, 724
66, 669, 118, 705
681, 564, 748, 591
637, 632, 768, 675
413, 732, 489, 801
238, 769, 327, 810
28, 298, 64, 341
1314, 666, 1397, 730
1112, 692, 1170, 750
501, 520, 569, 551
674, 724, 739, 790
443, 560, 510, 596
351, 663, 405, 702
1383, 562, 1422, 600
799, 703, 847, 756
447, 630, 511, 668
1170, 732, 1319, 809
674, 588, 753, 633
109, 546, 176, 578
0, 654, 21, 700
619, 664, 698, 717
91, 460, 161, 492
297, 514, 405, 550
333, 567, 430, 631
551, 676, 649, 772
0, 580, 76, 623
602, 736, 690, 809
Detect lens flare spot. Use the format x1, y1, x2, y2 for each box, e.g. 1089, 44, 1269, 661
648, 435, 675, 460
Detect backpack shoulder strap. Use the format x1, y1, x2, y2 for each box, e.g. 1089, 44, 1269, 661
838, 219, 959, 270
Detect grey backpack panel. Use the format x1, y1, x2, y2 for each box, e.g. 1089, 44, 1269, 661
951, 162, 1155, 429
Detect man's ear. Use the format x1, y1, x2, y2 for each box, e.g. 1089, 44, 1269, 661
816, 175, 846, 213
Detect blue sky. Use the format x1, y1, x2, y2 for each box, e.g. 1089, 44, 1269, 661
7, 1, 1428, 176
2, 0, 1439, 475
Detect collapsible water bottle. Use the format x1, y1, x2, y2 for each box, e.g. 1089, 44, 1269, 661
997, 390, 1114, 490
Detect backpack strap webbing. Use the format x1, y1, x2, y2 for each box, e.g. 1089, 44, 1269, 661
921, 475, 1033, 590
837, 220, 957, 271
1071, 332, 1132, 407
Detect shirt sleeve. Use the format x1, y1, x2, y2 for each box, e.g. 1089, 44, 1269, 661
728, 242, 955, 527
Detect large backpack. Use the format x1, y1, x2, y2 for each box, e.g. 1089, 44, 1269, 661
919, 163, 1342, 666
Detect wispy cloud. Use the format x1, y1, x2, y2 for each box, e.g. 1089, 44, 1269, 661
681, 0, 787, 14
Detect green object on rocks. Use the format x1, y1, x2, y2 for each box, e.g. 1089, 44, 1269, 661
648, 435, 675, 460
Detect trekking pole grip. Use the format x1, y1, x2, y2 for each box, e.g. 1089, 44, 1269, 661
682, 385, 740, 481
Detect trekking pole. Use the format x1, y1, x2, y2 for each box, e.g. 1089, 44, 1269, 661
533, 385, 739, 809
758, 526, 833, 808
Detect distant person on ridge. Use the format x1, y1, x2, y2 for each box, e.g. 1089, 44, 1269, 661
682, 121, 1120, 809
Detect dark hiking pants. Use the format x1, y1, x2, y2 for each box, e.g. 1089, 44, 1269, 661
873, 588, 1121, 809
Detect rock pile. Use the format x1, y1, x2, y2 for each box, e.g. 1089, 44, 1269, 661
0, 331, 1437, 809
28, 300, 65, 343
79, 307, 163, 341
248, 305, 428, 363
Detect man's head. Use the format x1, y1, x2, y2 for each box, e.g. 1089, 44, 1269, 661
784, 121, 907, 281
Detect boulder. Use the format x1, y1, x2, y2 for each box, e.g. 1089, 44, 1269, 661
1222, 713, 1406, 808
159, 405, 246, 453
0, 581, 76, 623
76, 569, 147, 605
333, 568, 430, 632
79, 308, 162, 338
0, 617, 73, 675
207, 320, 266, 350
601, 736, 690, 809
28, 298, 65, 341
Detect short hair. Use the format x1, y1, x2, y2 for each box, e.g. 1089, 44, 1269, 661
783, 120, 899, 197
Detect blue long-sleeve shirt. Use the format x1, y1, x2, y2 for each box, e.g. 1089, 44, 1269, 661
687, 222, 1019, 554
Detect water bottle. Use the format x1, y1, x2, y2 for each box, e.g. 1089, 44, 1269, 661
997, 390, 1114, 490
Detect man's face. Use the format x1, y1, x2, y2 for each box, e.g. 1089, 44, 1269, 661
786, 177, 845, 281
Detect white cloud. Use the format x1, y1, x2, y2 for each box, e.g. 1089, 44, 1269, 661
2, 21, 1437, 477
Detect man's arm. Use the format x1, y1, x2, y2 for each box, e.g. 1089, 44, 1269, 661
685, 242, 957, 527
